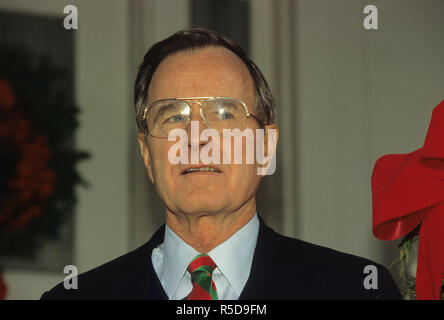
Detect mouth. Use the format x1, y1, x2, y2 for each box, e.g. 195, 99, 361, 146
181, 165, 222, 175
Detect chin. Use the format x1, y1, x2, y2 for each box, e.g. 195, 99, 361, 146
177, 197, 229, 215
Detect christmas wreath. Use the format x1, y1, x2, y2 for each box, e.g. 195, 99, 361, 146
0, 46, 89, 262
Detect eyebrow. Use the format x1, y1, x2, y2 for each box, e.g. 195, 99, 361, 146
215, 100, 238, 108
153, 101, 184, 123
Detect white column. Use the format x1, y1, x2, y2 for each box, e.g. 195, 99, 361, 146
73, 0, 132, 272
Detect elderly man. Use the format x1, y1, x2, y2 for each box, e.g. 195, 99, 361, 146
41, 28, 401, 300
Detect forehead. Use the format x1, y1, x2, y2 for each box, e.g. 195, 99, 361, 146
148, 46, 255, 103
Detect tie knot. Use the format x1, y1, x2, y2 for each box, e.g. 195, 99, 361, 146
187, 254, 217, 274
183, 254, 219, 300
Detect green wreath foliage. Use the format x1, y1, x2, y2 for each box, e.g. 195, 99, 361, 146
391, 225, 444, 300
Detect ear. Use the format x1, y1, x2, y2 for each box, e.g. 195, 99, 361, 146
264, 123, 279, 153
258, 123, 279, 177
137, 133, 155, 183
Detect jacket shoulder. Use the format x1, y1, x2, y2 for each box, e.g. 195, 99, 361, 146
41, 242, 151, 300
266, 230, 402, 299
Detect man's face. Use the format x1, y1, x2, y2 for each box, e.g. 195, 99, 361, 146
138, 46, 272, 217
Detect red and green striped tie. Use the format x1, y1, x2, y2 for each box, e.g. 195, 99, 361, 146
182, 254, 218, 300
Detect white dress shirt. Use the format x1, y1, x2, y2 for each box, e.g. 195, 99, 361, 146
151, 213, 259, 300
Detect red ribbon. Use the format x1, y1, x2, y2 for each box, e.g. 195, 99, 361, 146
371, 99, 444, 300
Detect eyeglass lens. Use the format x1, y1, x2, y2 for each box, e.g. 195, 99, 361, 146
146, 98, 247, 137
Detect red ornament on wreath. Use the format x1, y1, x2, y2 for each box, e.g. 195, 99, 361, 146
0, 78, 57, 234
0, 271, 7, 300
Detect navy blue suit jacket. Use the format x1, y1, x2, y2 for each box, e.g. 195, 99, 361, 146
41, 216, 402, 300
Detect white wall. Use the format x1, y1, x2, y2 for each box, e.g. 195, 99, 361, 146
294, 0, 444, 265
296, 0, 373, 259
251, 0, 444, 270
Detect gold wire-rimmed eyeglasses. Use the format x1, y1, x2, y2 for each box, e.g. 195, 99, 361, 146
141, 96, 262, 138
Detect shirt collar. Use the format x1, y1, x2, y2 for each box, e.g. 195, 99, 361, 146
208, 213, 259, 295
162, 224, 199, 298
162, 213, 259, 298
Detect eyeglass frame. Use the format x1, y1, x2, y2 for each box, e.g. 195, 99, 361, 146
141, 96, 264, 138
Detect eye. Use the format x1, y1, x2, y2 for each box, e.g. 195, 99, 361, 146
165, 114, 187, 123
219, 111, 234, 120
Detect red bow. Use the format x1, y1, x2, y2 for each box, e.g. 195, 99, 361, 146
371, 99, 444, 300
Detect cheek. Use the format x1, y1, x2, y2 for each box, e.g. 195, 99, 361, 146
226, 163, 260, 192
217, 132, 262, 190
150, 143, 177, 189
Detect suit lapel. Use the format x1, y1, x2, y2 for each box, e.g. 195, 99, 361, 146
143, 224, 169, 299
239, 216, 306, 299
112, 224, 169, 300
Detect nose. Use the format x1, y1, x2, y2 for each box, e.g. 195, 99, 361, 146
189, 102, 202, 122
186, 102, 210, 148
